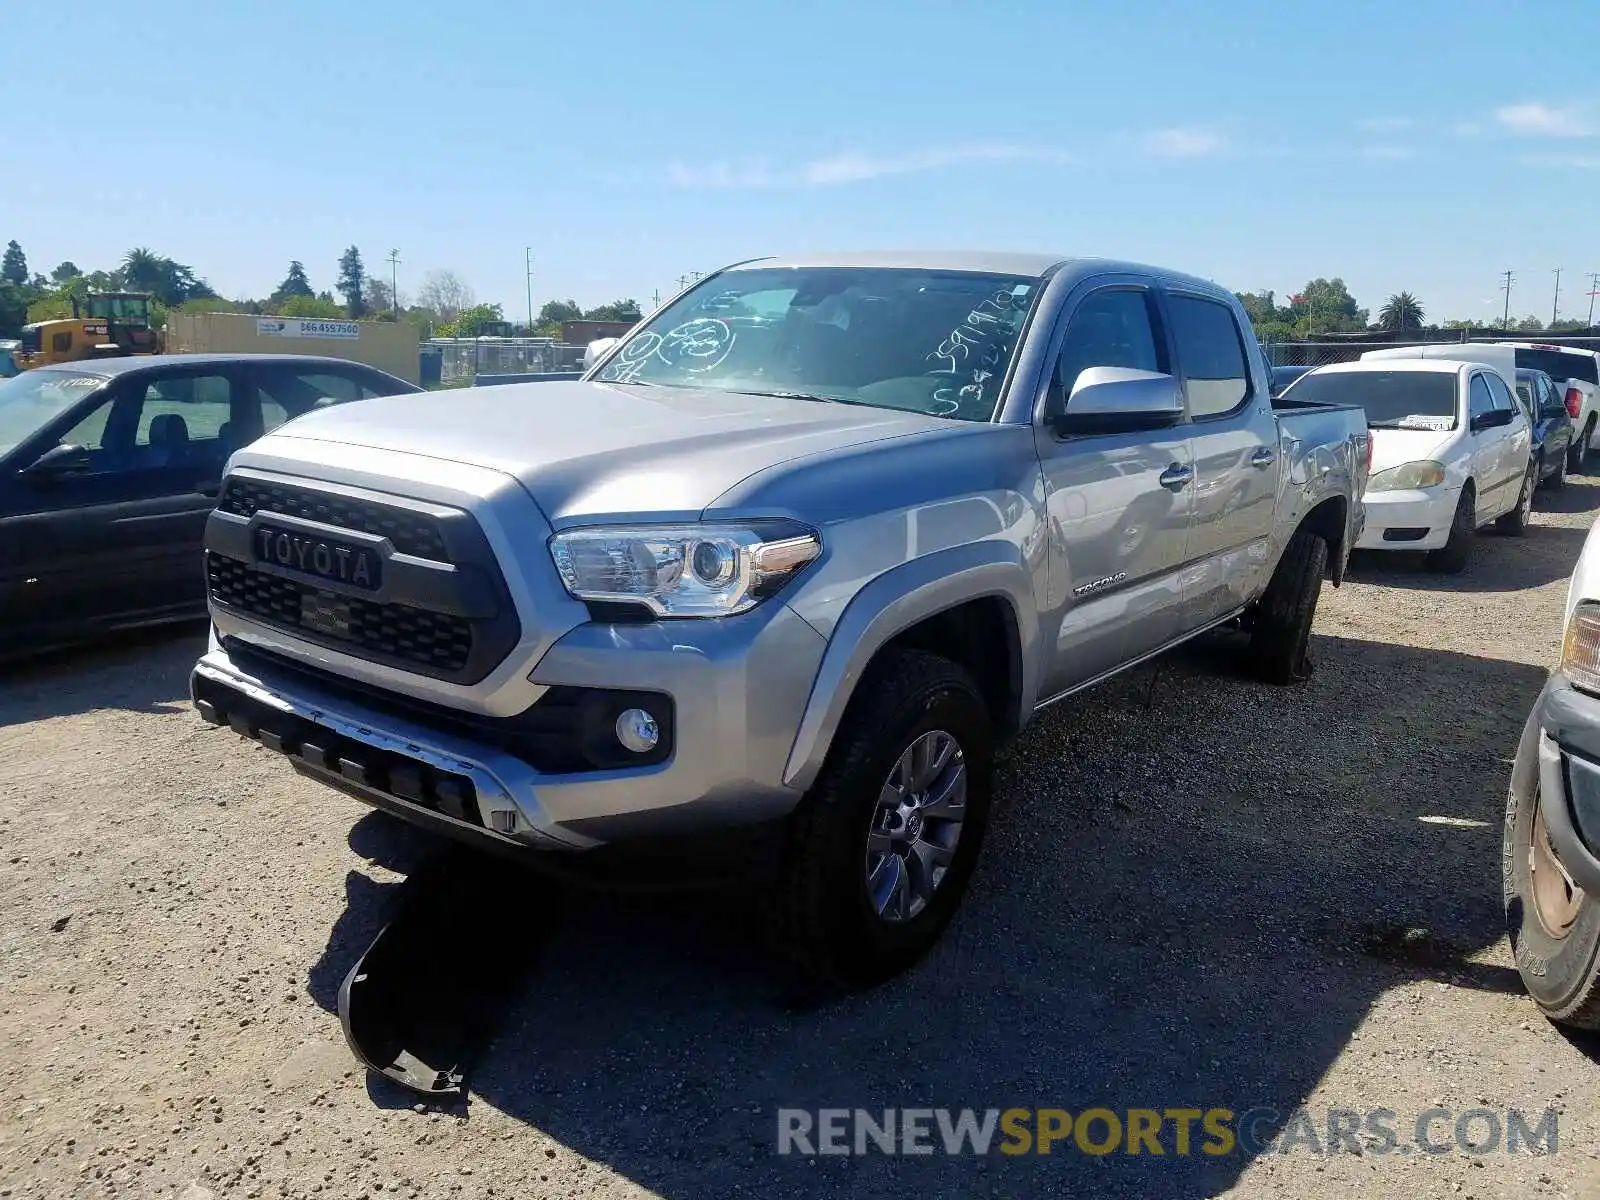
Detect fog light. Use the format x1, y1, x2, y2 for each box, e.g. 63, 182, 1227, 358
615, 708, 660, 754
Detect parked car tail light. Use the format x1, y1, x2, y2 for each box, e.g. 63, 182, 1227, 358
1562, 602, 1600, 694
1565, 387, 1584, 419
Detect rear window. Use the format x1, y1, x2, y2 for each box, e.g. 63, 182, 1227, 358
1514, 347, 1599, 386
1284, 369, 1458, 430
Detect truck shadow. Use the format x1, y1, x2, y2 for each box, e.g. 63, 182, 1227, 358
306, 633, 1550, 1199
1346, 521, 1590, 593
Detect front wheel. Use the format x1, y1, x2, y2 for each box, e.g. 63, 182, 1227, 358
1246, 525, 1327, 685
1496, 464, 1535, 536
1427, 489, 1475, 574
767, 649, 995, 988
1505, 781, 1600, 1028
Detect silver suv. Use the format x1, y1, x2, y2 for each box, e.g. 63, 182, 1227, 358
191, 252, 1367, 985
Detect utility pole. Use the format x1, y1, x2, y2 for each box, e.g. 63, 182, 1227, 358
1552, 268, 1563, 328
386, 249, 400, 315
1501, 269, 1515, 329
1588, 272, 1600, 329
525, 247, 535, 336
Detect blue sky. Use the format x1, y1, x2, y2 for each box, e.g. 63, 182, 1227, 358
5, 0, 1599, 325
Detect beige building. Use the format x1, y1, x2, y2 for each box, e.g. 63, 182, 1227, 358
165, 312, 421, 384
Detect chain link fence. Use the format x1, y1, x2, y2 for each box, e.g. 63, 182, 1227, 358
1263, 330, 1600, 369
426, 338, 587, 385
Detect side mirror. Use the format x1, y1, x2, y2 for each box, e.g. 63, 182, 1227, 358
22, 443, 91, 479
1470, 408, 1515, 433
1050, 367, 1185, 436
582, 337, 619, 371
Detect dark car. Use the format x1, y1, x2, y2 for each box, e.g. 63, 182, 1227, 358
0, 354, 422, 659
1514, 367, 1574, 490
1270, 364, 1315, 398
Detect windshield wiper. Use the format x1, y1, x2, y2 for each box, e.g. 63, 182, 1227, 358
727, 389, 856, 406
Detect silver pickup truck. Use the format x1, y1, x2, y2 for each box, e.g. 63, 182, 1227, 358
190, 252, 1367, 986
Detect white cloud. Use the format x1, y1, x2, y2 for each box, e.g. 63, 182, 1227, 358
1143, 127, 1224, 158
666, 144, 1071, 188
1495, 102, 1593, 138
1359, 145, 1414, 160
1358, 116, 1414, 132
1525, 154, 1600, 169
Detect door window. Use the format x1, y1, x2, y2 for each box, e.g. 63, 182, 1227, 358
52, 373, 233, 472
1483, 372, 1517, 415
254, 368, 366, 435
1468, 374, 1495, 421
1167, 295, 1252, 418
1049, 289, 1163, 416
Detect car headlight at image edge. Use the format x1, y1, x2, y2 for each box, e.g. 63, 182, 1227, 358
1562, 601, 1600, 693
549, 522, 821, 617
1367, 460, 1447, 491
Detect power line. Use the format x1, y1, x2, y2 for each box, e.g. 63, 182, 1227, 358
1587, 272, 1599, 329
1500, 269, 1515, 328
386, 249, 400, 314
1552, 268, 1563, 327
525, 247, 535, 334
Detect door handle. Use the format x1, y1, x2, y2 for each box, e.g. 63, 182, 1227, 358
1158, 463, 1194, 490
199, 483, 220, 499
1250, 447, 1276, 469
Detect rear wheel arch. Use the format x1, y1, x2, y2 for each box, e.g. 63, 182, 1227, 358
1295, 495, 1348, 585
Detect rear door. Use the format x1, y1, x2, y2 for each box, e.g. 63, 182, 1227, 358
1032, 277, 1195, 698
1465, 372, 1508, 519
1162, 289, 1279, 627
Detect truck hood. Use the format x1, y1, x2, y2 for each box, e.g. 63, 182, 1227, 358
262, 380, 954, 523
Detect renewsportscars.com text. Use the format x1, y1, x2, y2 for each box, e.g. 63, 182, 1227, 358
776, 1106, 1559, 1158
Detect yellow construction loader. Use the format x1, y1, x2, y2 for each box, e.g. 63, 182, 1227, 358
14, 292, 161, 369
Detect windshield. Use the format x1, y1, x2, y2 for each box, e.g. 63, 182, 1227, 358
85, 295, 152, 326
0, 370, 103, 456
1284, 369, 1459, 430
592, 266, 1041, 421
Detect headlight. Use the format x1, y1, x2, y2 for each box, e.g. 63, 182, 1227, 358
1367, 460, 1447, 491
1562, 601, 1600, 693
549, 522, 821, 617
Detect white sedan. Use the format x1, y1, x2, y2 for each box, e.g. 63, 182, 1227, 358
1281, 358, 1532, 573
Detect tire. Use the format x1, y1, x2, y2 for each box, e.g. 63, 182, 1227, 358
1573, 416, 1596, 474
1246, 525, 1327, 685
1548, 447, 1568, 490
767, 649, 994, 989
1496, 464, 1535, 536
1504, 778, 1600, 1029
1427, 488, 1475, 574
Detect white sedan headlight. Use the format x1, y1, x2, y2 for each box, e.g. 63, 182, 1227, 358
550, 522, 821, 617
1367, 460, 1447, 491
1562, 601, 1600, 693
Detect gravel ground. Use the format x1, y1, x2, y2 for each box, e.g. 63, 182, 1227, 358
5, 479, 1600, 1199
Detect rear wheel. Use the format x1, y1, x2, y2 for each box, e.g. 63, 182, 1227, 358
1246, 525, 1327, 685
1428, 488, 1475, 574
1572, 416, 1596, 474
1496, 464, 1535, 536
767, 650, 994, 988
1548, 448, 1568, 491
1505, 782, 1600, 1028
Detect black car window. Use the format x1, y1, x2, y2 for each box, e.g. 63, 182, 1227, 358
53, 373, 234, 472
1167, 294, 1251, 418
1050, 288, 1163, 416
1483, 372, 1517, 414
1515, 347, 1600, 386
255, 369, 365, 432
1469, 373, 1495, 419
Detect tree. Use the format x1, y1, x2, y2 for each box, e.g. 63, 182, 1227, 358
1377, 291, 1425, 331
366, 278, 406, 318
120, 247, 164, 293
118, 248, 215, 305
415, 269, 473, 323
0, 282, 31, 337
336, 246, 366, 317
1289, 278, 1367, 335
275, 294, 347, 319
438, 302, 505, 338
1514, 314, 1545, 332
584, 299, 642, 322
50, 261, 82, 285
1, 241, 27, 286
271, 260, 314, 303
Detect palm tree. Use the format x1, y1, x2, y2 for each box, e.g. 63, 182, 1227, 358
1378, 291, 1426, 331
120, 247, 165, 294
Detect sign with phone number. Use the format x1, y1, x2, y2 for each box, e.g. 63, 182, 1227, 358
256, 318, 361, 340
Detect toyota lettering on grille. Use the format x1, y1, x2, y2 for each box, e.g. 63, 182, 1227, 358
254, 526, 382, 591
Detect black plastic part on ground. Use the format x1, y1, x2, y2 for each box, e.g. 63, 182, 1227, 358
336, 847, 556, 1095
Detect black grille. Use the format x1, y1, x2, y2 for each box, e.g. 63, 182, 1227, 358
218, 477, 449, 562
207, 554, 473, 674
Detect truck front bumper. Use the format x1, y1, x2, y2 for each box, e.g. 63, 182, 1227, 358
191, 600, 827, 859
1514, 671, 1600, 898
